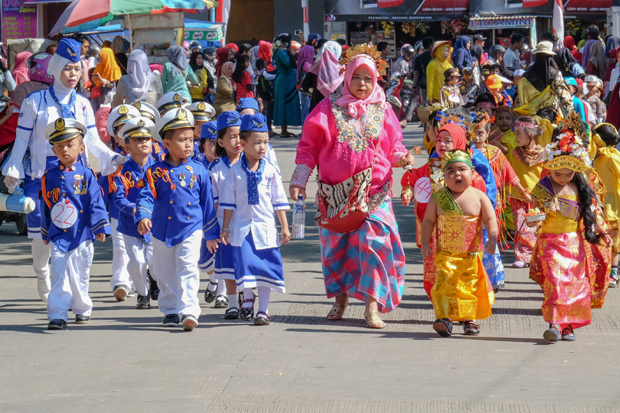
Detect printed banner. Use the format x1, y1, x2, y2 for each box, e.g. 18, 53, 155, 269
325, 0, 469, 21
1, 0, 37, 41
470, 0, 611, 16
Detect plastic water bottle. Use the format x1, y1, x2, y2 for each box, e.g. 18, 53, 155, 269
292, 195, 305, 239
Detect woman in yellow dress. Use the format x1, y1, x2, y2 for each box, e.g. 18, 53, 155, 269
426, 41, 453, 104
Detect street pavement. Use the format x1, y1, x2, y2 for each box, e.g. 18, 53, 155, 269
1, 124, 619, 413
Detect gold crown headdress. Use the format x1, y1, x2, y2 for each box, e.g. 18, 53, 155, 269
339, 44, 388, 78
441, 149, 473, 170
544, 111, 590, 172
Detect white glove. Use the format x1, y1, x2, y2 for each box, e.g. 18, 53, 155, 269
4, 176, 20, 194
110, 155, 130, 170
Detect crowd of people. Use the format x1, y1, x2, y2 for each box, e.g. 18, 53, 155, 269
0, 25, 619, 343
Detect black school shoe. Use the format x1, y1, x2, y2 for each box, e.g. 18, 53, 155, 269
75, 314, 90, 324
204, 282, 218, 303
463, 320, 480, 336
224, 307, 240, 319
136, 294, 151, 309
148, 271, 160, 301
48, 319, 67, 330
181, 315, 198, 331
163, 314, 180, 327
432, 318, 453, 337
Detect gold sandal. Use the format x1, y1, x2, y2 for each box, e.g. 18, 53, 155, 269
364, 311, 386, 329
326, 303, 348, 320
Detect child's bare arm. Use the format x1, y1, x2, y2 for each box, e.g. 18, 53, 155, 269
275, 209, 290, 244
480, 193, 498, 254
421, 197, 438, 259
220, 209, 234, 244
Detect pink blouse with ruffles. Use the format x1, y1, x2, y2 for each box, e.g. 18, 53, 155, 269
291, 97, 407, 195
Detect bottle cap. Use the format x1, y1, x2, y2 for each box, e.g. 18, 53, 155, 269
298, 195, 303, 201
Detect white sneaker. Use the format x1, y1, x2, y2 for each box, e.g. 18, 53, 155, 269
37, 278, 51, 303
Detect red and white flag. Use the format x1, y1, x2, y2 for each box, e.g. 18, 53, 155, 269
553, 0, 564, 48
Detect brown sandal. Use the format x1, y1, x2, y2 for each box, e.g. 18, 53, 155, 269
327, 303, 348, 320
364, 311, 386, 329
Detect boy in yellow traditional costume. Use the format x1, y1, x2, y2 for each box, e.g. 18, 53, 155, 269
421, 150, 498, 337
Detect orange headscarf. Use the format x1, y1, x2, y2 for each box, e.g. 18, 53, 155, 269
93, 47, 122, 86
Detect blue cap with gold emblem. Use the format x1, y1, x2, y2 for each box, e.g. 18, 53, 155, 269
119, 117, 155, 140
153, 107, 195, 143
187, 101, 216, 122
107, 104, 141, 137
55, 38, 82, 63
131, 101, 160, 124
216, 111, 241, 132
45, 118, 87, 144
240, 113, 268, 133
200, 120, 218, 140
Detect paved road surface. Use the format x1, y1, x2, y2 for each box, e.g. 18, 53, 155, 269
1, 125, 619, 412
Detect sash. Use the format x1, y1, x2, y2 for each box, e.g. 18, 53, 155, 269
432, 187, 463, 217
531, 176, 581, 221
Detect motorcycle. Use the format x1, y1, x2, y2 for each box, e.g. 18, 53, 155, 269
386, 72, 419, 124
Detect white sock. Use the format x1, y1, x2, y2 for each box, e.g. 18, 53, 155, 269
257, 286, 271, 314
216, 280, 226, 295
207, 271, 217, 284
228, 293, 239, 309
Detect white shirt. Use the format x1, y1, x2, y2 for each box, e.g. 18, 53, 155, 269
220, 160, 289, 249
2, 88, 118, 179
209, 157, 233, 226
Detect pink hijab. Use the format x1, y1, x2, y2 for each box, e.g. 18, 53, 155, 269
12, 51, 31, 85
335, 56, 386, 118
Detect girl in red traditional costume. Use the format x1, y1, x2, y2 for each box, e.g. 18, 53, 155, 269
290, 45, 415, 329
530, 113, 612, 342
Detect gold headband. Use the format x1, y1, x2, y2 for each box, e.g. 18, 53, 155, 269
441, 149, 473, 170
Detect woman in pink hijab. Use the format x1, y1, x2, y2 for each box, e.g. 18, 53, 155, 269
290, 52, 414, 329
12, 51, 32, 85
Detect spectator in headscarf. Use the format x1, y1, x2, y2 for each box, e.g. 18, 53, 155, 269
258, 40, 274, 71
585, 40, 608, 80
161, 45, 199, 102
554, 45, 578, 78
250, 45, 260, 70
112, 49, 163, 106
273, 33, 301, 137
112, 36, 130, 75
297, 45, 315, 124
91, 47, 122, 112
307, 33, 322, 48
606, 36, 620, 56
303, 41, 343, 112
203, 47, 217, 80
452, 35, 473, 72
214, 61, 235, 114
215, 47, 231, 76
188, 51, 210, 102
12, 51, 31, 86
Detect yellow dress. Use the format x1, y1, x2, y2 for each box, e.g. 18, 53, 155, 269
593, 152, 620, 253
430, 189, 494, 321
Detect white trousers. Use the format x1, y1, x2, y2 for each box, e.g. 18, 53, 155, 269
122, 234, 153, 297
32, 238, 51, 280
109, 218, 131, 290
48, 240, 94, 321
151, 230, 202, 319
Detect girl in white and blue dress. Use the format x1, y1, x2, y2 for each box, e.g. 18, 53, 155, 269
210, 112, 244, 318
219, 113, 290, 326
197, 120, 221, 304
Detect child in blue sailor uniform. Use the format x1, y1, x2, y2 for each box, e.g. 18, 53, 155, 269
210, 112, 243, 317
41, 118, 111, 330
219, 113, 290, 326
1, 38, 125, 304
105, 103, 142, 301
187, 101, 216, 162
237, 97, 279, 173
112, 117, 157, 310
135, 108, 220, 331
131, 101, 166, 162
198, 120, 219, 304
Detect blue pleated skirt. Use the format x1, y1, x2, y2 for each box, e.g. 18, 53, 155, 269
232, 232, 285, 293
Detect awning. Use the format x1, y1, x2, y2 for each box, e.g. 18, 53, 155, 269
469, 16, 535, 30
184, 19, 224, 42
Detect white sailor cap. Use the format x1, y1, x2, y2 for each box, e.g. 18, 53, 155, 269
186, 101, 216, 122
153, 107, 194, 143
45, 118, 87, 144
107, 104, 141, 138
131, 101, 160, 124
119, 116, 155, 140
155, 91, 188, 116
